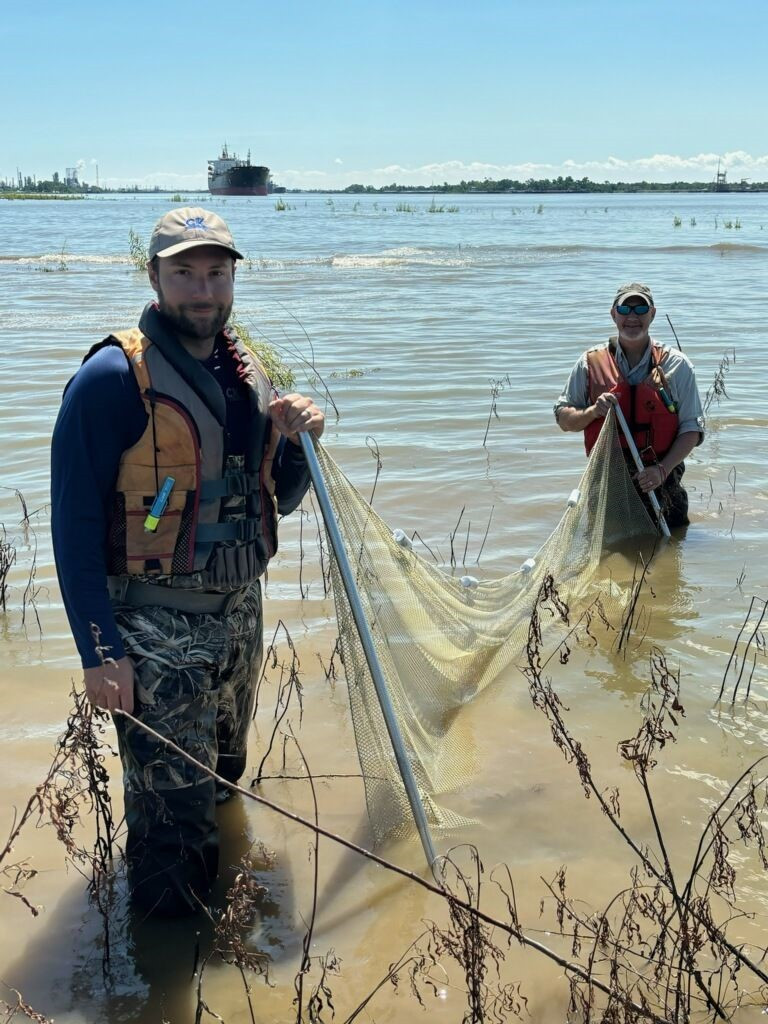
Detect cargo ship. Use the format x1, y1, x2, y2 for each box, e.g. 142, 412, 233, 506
208, 145, 269, 196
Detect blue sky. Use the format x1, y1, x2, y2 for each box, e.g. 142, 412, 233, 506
2, 0, 765, 189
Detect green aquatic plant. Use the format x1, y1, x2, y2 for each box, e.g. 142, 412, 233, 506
37, 242, 70, 272
690, 216, 696, 226
428, 198, 445, 213
536, 203, 544, 214
171, 193, 183, 203
329, 368, 367, 379
0, 192, 84, 201
395, 202, 414, 213
228, 317, 295, 390
734, 218, 742, 229
128, 228, 148, 271
275, 198, 287, 211
673, 216, 682, 227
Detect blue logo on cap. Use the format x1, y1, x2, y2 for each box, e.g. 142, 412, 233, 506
184, 216, 207, 230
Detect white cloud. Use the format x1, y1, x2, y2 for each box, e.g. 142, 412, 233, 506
334, 158, 343, 165
101, 171, 209, 189
274, 151, 768, 190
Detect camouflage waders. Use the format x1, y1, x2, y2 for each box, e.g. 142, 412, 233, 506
112, 581, 263, 916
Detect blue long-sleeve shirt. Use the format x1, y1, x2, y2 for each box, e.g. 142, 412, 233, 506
51, 315, 310, 668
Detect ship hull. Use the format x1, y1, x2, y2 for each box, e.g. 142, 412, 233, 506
209, 183, 269, 196
208, 164, 269, 197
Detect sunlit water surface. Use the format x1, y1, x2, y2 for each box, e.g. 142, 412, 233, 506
1, 192, 767, 1021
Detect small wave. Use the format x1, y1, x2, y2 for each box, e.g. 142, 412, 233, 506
331, 246, 471, 270
1, 253, 133, 265
657, 242, 768, 255
243, 255, 334, 270
242, 248, 470, 271
482, 242, 768, 257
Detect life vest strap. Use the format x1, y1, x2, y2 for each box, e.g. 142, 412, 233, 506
199, 472, 261, 500
196, 518, 262, 543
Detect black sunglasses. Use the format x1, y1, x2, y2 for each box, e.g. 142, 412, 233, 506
616, 303, 651, 315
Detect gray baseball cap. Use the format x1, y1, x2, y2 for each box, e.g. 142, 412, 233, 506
614, 282, 654, 307
148, 206, 243, 260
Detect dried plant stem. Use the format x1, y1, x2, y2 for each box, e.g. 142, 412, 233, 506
527, 575, 768, 1015
288, 729, 321, 1023
113, 707, 676, 1024
474, 505, 494, 565
665, 314, 683, 352
255, 621, 303, 780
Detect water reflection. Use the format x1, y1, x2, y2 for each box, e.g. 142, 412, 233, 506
4, 794, 290, 1024
583, 535, 700, 697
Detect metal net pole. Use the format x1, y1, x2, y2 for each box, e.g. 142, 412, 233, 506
299, 433, 438, 869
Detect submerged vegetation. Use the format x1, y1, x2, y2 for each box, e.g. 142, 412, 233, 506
229, 317, 296, 390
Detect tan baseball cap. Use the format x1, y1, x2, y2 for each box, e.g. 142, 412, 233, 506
148, 206, 243, 260
614, 282, 654, 307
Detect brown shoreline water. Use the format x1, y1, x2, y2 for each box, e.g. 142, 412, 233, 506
2, 192, 768, 1021
3, 510, 768, 1023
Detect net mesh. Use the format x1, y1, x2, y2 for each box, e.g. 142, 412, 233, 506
314, 413, 658, 842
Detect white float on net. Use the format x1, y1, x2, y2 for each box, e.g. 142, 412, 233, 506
392, 528, 413, 550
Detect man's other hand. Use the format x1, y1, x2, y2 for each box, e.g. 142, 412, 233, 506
269, 394, 325, 444
83, 655, 135, 715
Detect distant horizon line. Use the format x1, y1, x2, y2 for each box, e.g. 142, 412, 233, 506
3, 172, 768, 197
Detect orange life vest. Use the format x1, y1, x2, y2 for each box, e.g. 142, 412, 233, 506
88, 320, 280, 589
584, 343, 679, 461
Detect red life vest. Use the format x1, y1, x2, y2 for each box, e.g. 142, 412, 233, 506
583, 343, 679, 461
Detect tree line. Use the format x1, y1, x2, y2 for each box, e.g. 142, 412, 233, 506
339, 175, 765, 194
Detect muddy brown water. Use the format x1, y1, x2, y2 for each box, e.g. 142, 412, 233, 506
1, 192, 767, 1021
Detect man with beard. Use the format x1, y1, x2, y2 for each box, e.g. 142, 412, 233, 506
554, 283, 704, 528
51, 207, 324, 915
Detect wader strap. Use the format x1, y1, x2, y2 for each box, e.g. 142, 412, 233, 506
107, 577, 248, 615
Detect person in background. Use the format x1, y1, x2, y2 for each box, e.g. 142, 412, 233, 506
51, 207, 324, 915
553, 283, 704, 528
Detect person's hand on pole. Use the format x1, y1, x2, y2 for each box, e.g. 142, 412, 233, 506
269, 393, 325, 445
83, 655, 135, 715
592, 391, 618, 419
635, 462, 667, 494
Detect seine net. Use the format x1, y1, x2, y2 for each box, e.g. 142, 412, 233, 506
313, 412, 658, 842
